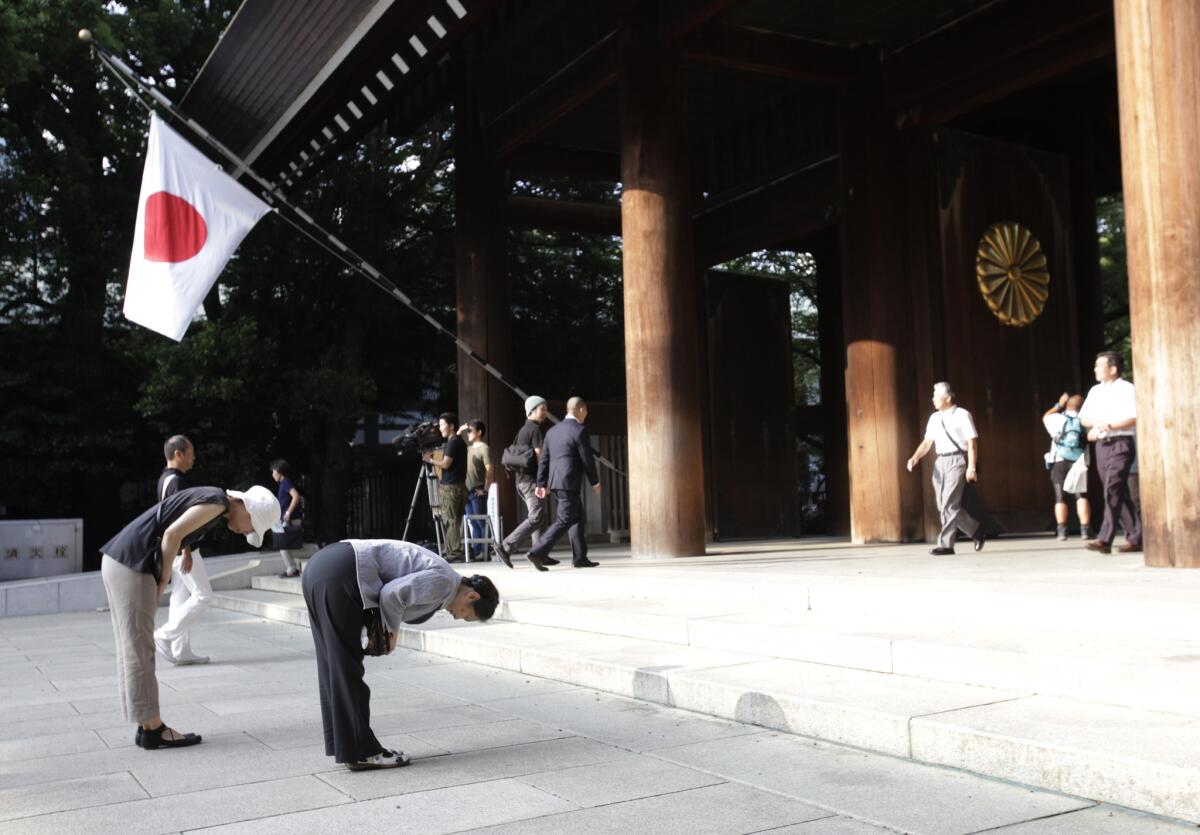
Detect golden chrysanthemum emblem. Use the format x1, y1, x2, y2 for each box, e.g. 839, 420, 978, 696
975, 221, 1049, 327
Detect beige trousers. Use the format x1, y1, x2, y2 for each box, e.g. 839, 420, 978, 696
101, 555, 159, 723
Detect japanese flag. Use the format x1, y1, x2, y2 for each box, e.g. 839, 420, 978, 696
123, 113, 270, 341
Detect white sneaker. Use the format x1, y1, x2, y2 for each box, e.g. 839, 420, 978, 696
153, 634, 178, 665
174, 654, 210, 666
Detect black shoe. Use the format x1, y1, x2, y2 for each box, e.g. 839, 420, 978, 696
526, 553, 549, 572
445, 555, 465, 563
973, 531, 986, 552
573, 558, 599, 568
138, 723, 202, 750
135, 727, 142, 746
1085, 540, 1112, 554
930, 547, 955, 555
495, 542, 513, 568
539, 555, 560, 566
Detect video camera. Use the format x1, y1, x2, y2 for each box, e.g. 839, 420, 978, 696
392, 420, 443, 458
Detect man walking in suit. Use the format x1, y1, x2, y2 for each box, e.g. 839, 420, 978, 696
526, 397, 601, 570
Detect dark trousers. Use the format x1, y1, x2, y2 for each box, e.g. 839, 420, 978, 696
529, 488, 587, 565
1095, 436, 1141, 546
302, 542, 381, 763
503, 474, 546, 551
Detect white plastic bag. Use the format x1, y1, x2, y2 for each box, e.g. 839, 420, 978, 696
1063, 454, 1088, 494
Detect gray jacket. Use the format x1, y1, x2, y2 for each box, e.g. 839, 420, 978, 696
349, 539, 460, 630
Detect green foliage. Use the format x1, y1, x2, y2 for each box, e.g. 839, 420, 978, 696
0, 3, 628, 556
0, 1, 240, 556
1096, 194, 1131, 376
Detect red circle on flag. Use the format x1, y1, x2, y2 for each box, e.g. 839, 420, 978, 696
144, 191, 207, 263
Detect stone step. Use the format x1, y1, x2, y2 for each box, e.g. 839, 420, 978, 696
245, 574, 1200, 717
212, 587, 309, 627
207, 586, 1200, 824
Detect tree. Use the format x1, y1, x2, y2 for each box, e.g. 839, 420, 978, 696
0, 4, 630, 559
0, 1, 240, 560
1096, 194, 1131, 376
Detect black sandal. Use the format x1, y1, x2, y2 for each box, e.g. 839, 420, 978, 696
138, 723, 202, 750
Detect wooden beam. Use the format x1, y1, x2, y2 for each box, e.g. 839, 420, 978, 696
483, 0, 740, 158
507, 144, 620, 181
684, 23, 854, 83
885, 0, 1113, 120
486, 33, 618, 157
507, 195, 621, 235
668, 0, 741, 42
899, 16, 1115, 125
693, 156, 841, 267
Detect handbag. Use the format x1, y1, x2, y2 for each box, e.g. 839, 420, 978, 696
274, 523, 303, 550
501, 444, 536, 474
1063, 452, 1088, 495
361, 607, 390, 656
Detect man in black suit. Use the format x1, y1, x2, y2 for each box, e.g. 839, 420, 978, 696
527, 397, 601, 570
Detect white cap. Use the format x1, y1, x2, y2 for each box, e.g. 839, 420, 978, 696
226, 485, 281, 548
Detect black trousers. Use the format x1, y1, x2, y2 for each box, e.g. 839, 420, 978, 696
302, 541, 382, 763
529, 488, 588, 564
1095, 436, 1141, 546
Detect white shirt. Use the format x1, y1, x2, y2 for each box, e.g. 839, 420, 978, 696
925, 406, 978, 455
1078, 378, 1136, 437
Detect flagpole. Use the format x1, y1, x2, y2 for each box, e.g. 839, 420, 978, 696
79, 29, 626, 477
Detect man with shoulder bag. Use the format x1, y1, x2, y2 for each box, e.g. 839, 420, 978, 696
495, 396, 554, 568
906, 382, 987, 556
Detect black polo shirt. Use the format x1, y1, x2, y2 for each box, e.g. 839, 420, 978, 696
157, 467, 190, 501
440, 435, 468, 485
100, 487, 229, 579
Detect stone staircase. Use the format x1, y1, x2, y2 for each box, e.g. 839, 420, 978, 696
209, 543, 1200, 824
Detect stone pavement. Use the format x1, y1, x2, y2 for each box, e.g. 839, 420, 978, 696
0, 603, 1195, 834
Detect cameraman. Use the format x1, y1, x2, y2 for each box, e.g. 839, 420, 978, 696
423, 413, 468, 561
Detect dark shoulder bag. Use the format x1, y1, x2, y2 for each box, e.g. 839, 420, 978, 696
501, 444, 536, 474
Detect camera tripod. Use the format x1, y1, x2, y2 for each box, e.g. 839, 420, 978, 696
401, 460, 446, 557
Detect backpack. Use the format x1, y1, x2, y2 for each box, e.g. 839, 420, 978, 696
1054, 415, 1084, 462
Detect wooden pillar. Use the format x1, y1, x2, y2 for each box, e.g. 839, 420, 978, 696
455, 62, 518, 528
811, 227, 850, 537
838, 50, 924, 542
1114, 0, 1200, 567
617, 0, 707, 558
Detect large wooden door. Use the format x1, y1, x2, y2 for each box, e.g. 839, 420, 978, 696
705, 270, 798, 539
924, 129, 1078, 534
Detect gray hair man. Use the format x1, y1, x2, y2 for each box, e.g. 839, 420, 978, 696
906, 382, 986, 555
